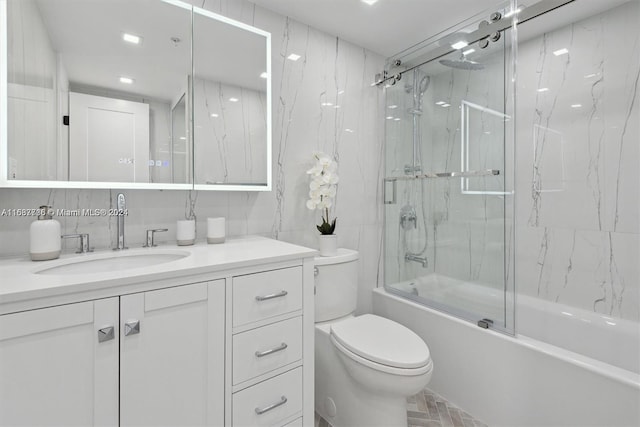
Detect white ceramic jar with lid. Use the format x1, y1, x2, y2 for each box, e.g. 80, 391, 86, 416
29, 206, 61, 261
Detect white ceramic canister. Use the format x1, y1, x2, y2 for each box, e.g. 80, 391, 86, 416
176, 219, 196, 246
207, 217, 225, 244
30, 206, 61, 261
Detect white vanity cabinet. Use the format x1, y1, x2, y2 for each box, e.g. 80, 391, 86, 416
0, 298, 120, 426
0, 280, 225, 427
120, 280, 225, 427
0, 237, 316, 427
230, 267, 306, 426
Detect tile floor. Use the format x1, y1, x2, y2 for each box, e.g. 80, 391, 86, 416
315, 387, 488, 427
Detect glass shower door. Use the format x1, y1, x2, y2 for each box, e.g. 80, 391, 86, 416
383, 8, 515, 333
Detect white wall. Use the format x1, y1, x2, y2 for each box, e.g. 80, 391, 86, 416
0, 0, 385, 315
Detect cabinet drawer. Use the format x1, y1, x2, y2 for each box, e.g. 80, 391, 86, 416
232, 367, 302, 427
282, 418, 302, 427
233, 316, 302, 385
233, 267, 302, 327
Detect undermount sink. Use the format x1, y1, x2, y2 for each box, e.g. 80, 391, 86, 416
35, 250, 190, 275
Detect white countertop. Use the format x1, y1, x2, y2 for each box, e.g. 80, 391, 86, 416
0, 236, 317, 308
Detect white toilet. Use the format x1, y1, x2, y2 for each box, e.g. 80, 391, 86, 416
314, 249, 433, 427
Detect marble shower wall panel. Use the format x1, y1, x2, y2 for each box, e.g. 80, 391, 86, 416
0, 0, 385, 314
515, 1, 640, 322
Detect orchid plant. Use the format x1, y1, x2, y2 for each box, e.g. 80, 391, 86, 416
305, 152, 339, 235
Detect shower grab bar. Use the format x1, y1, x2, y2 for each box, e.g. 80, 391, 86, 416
384, 169, 499, 182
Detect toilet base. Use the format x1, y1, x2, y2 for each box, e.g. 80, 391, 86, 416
315, 323, 424, 427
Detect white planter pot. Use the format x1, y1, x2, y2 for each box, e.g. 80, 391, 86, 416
318, 234, 338, 257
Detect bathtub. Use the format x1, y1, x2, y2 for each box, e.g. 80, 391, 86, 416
373, 283, 640, 427
388, 274, 640, 374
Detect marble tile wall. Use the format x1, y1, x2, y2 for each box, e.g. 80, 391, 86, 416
515, 1, 639, 323
193, 78, 268, 185
0, 0, 385, 314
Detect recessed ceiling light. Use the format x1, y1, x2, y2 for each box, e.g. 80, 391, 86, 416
442, 103, 451, 107
122, 33, 141, 44
393, 118, 401, 121
388, 104, 398, 109
451, 41, 468, 50
361, 0, 378, 5
462, 49, 475, 56
229, 97, 239, 102
210, 113, 219, 118
436, 101, 446, 105
287, 53, 301, 61
321, 102, 333, 106
119, 77, 134, 84
571, 104, 582, 108
333, 105, 341, 109
553, 48, 569, 56
386, 116, 394, 120
338, 90, 345, 95
345, 129, 354, 133
584, 73, 597, 79
537, 87, 549, 92
260, 72, 268, 78
179, 137, 186, 140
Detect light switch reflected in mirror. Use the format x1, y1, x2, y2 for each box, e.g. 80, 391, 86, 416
1, 0, 271, 191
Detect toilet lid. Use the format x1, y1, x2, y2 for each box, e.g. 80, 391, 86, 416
330, 314, 431, 369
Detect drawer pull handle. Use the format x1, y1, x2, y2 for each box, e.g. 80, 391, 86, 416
255, 290, 288, 302
255, 342, 288, 358
255, 396, 288, 415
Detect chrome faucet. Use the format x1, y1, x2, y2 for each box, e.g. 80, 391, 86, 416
143, 228, 168, 248
405, 253, 428, 268
62, 233, 92, 253
114, 193, 128, 250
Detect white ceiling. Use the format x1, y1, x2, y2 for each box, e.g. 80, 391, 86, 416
36, 0, 267, 102
249, 0, 507, 57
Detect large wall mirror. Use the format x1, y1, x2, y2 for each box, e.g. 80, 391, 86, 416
0, 0, 271, 191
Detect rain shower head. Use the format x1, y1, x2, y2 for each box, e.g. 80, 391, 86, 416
439, 57, 484, 71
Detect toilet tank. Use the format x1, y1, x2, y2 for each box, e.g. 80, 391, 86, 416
314, 248, 359, 322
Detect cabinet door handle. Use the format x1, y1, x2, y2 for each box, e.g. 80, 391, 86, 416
255, 342, 288, 358
255, 396, 288, 415
97, 326, 115, 343
255, 290, 288, 301
124, 320, 140, 336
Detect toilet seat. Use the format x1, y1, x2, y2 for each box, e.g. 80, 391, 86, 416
329, 314, 432, 375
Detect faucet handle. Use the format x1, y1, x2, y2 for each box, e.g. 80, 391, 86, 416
62, 233, 92, 254
143, 229, 168, 248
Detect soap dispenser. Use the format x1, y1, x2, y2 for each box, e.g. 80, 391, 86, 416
29, 206, 61, 261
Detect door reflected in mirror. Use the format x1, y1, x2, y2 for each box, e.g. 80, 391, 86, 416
2, 0, 271, 190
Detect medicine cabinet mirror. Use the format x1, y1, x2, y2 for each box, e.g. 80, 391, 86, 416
0, 0, 271, 191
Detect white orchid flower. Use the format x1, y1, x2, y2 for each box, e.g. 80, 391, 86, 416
306, 164, 323, 176
306, 151, 339, 234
